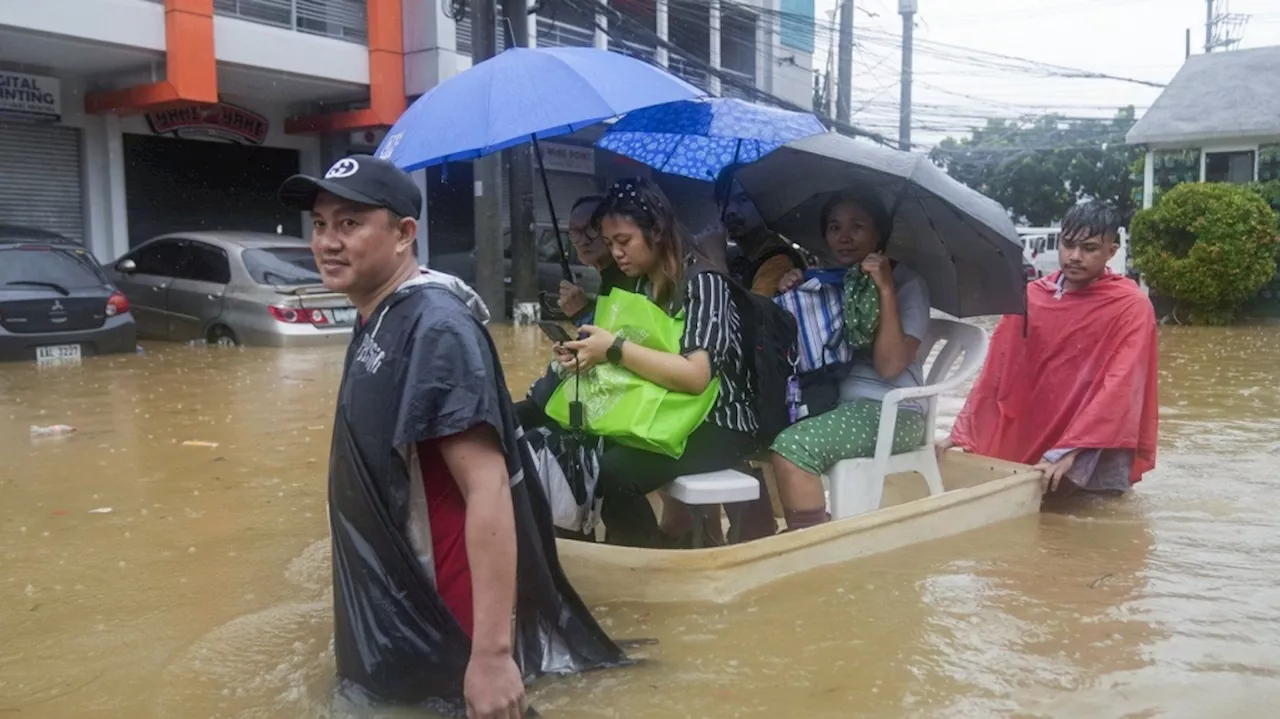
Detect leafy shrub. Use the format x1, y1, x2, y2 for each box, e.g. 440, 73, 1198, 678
1248, 179, 1280, 219
1130, 182, 1279, 324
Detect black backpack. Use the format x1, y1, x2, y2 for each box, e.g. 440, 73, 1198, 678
697, 268, 799, 446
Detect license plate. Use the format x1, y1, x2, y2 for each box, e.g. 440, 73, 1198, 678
36, 344, 81, 364
329, 307, 357, 325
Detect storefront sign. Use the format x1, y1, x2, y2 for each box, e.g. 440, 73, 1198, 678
145, 102, 269, 145
0, 72, 61, 122
538, 142, 595, 175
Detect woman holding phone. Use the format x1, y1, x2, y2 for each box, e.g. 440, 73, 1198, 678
561, 178, 757, 549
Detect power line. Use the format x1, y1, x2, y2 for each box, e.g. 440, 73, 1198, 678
713, 0, 1169, 88
535, 0, 1146, 148
561, 0, 908, 148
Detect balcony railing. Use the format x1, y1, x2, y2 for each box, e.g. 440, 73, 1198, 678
450, 12, 759, 101
455, 15, 505, 58
535, 18, 594, 49
668, 57, 709, 92
612, 39, 657, 64
720, 68, 756, 100
147, 0, 369, 43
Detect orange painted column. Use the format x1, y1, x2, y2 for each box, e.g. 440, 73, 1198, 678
85, 0, 218, 114
285, 0, 407, 133
366, 0, 408, 124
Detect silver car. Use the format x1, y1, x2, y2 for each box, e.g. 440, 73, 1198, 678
107, 232, 355, 347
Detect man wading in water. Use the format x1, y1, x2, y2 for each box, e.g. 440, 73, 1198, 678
280, 155, 622, 717
940, 201, 1159, 495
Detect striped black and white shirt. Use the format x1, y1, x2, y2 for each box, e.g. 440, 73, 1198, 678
677, 272, 758, 437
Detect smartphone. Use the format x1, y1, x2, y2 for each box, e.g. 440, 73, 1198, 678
537, 321, 574, 344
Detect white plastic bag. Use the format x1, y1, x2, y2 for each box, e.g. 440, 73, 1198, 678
532, 439, 586, 531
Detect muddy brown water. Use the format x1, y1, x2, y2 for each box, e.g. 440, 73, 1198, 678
2, 324, 1280, 718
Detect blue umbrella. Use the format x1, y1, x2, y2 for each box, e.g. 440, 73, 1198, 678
595, 98, 828, 182
377, 47, 704, 170
376, 46, 703, 278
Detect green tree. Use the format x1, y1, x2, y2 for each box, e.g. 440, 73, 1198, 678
931, 108, 1141, 225
1130, 182, 1279, 325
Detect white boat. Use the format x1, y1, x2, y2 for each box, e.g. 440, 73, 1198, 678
557, 451, 1041, 605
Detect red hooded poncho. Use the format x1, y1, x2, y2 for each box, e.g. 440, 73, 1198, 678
950, 271, 1159, 483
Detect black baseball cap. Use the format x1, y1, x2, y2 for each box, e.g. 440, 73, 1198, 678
279, 154, 423, 219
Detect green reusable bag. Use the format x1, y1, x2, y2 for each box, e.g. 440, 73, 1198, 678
545, 288, 720, 458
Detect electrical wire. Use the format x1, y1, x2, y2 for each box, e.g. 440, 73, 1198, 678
526, 0, 1153, 148
706, 0, 1169, 89
560, 0, 905, 147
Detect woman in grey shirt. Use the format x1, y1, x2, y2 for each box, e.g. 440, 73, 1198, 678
770, 191, 931, 531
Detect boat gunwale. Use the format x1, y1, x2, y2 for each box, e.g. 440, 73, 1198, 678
557, 452, 1042, 575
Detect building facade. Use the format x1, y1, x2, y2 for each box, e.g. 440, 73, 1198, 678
1127, 44, 1280, 319
0, 0, 815, 263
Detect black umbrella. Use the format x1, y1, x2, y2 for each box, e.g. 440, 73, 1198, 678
735, 132, 1026, 318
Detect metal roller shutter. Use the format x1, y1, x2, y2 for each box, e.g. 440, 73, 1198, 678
0, 121, 84, 244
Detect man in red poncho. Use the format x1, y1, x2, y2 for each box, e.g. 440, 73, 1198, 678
939, 201, 1159, 495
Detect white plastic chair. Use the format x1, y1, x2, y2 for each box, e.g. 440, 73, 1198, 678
663, 469, 760, 548
824, 318, 989, 520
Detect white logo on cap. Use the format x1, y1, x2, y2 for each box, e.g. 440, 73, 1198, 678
325, 158, 360, 179
378, 133, 403, 160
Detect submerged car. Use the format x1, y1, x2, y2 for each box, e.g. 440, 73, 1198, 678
107, 232, 356, 347
429, 223, 601, 320
0, 225, 136, 362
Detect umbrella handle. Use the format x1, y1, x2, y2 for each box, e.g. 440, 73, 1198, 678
532, 136, 575, 282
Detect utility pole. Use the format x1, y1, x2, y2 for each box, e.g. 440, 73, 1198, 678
1206, 0, 1215, 53
898, 0, 916, 152
472, 0, 505, 320
836, 0, 854, 123
502, 0, 538, 325
1205, 0, 1249, 53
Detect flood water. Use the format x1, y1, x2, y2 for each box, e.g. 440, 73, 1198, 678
3, 323, 1280, 718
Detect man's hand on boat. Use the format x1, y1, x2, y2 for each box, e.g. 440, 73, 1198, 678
1032, 450, 1081, 495
935, 436, 956, 459
465, 649, 526, 719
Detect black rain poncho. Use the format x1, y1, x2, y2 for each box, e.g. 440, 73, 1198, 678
327, 279, 625, 710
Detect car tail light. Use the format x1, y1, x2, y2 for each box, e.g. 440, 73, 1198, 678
269, 305, 328, 324
106, 291, 129, 317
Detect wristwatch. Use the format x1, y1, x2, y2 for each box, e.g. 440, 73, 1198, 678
606, 336, 626, 364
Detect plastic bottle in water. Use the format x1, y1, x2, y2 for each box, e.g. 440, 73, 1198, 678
30, 425, 76, 439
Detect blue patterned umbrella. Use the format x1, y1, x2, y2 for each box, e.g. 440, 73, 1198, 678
595, 98, 828, 181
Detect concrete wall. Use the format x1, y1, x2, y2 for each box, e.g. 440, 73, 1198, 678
2, 0, 168, 53
213, 16, 369, 85
1, 0, 369, 85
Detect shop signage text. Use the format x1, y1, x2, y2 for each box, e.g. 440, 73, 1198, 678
538, 142, 595, 175
0, 72, 61, 122
145, 103, 269, 145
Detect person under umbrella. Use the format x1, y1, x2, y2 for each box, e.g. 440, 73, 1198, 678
768, 190, 933, 531
735, 132, 1027, 319
695, 162, 807, 297
378, 46, 703, 279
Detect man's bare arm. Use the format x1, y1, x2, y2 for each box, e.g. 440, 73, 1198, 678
437, 423, 525, 718
437, 424, 518, 657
